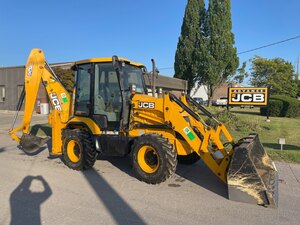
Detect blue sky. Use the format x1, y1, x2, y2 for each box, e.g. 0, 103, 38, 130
1, 0, 300, 79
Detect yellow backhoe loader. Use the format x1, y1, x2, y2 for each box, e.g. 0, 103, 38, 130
9, 49, 278, 207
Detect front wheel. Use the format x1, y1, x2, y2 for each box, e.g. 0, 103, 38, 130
131, 134, 177, 184
62, 129, 97, 170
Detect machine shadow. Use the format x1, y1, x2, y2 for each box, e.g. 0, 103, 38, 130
98, 156, 228, 200
97, 155, 135, 177
175, 161, 228, 199
0, 147, 5, 153
17, 145, 48, 156
82, 168, 146, 225
9, 176, 52, 225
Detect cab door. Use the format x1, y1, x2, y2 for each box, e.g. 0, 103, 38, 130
74, 63, 92, 116
94, 63, 122, 131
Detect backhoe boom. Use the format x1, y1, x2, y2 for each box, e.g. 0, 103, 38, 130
9, 49, 71, 154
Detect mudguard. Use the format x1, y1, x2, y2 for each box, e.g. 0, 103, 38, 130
227, 134, 278, 208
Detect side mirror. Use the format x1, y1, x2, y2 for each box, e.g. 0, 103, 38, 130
141, 67, 147, 74
112, 55, 119, 70
112, 55, 125, 70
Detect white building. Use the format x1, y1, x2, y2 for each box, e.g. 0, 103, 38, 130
190, 85, 208, 101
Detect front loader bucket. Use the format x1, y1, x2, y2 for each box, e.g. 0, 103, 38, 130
227, 134, 278, 208
20, 133, 51, 154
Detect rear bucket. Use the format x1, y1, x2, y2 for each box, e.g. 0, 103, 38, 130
20, 133, 50, 154
227, 134, 278, 208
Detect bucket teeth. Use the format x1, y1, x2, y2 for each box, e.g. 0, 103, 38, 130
227, 134, 278, 208
20, 133, 51, 154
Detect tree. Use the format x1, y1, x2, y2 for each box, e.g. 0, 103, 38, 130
174, 0, 206, 92
231, 61, 248, 84
297, 80, 300, 98
250, 56, 298, 97
197, 0, 239, 105
52, 66, 74, 94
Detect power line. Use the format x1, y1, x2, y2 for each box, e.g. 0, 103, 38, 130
158, 34, 300, 71
158, 67, 174, 71
238, 35, 300, 55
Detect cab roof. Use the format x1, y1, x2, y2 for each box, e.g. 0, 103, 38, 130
75, 57, 144, 67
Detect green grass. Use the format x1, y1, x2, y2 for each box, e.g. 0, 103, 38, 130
205, 107, 300, 163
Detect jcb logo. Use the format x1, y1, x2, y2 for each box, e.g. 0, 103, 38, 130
138, 102, 155, 109
232, 94, 265, 102
50, 93, 62, 111
228, 87, 268, 106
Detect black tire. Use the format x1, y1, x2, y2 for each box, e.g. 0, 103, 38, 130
62, 129, 97, 170
131, 134, 177, 184
177, 152, 200, 165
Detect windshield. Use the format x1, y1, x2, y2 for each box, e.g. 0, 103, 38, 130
123, 64, 145, 94
93, 62, 145, 122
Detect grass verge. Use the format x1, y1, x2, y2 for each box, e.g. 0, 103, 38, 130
203, 107, 300, 163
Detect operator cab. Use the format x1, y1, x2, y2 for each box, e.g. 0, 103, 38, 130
73, 57, 147, 131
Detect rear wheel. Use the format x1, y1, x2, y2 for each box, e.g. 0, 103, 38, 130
131, 134, 177, 184
62, 129, 97, 170
177, 152, 200, 165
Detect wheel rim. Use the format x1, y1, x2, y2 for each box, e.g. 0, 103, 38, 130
137, 145, 159, 173
67, 140, 81, 163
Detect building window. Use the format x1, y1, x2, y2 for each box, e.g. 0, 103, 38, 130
0, 86, 5, 102
17, 85, 24, 100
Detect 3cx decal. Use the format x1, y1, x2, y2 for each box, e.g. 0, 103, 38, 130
138, 102, 155, 109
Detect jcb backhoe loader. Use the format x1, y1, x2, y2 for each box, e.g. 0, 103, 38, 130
9, 49, 278, 207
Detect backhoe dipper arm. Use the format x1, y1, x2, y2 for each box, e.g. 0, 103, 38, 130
9, 49, 71, 153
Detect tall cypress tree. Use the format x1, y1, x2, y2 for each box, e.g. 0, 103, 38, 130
174, 0, 206, 92
200, 0, 239, 104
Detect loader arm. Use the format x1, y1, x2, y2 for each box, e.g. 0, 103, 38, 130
130, 92, 278, 207
165, 93, 234, 183
9, 49, 71, 154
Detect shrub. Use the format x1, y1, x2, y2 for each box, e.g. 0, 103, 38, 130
272, 95, 300, 117
206, 109, 261, 132
260, 95, 300, 118
260, 99, 283, 117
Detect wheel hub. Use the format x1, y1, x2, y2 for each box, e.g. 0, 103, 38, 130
137, 145, 159, 173
67, 140, 81, 163
145, 150, 158, 166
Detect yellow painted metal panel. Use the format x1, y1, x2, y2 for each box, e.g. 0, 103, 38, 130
75, 57, 144, 67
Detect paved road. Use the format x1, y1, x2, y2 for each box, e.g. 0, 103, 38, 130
0, 112, 300, 225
